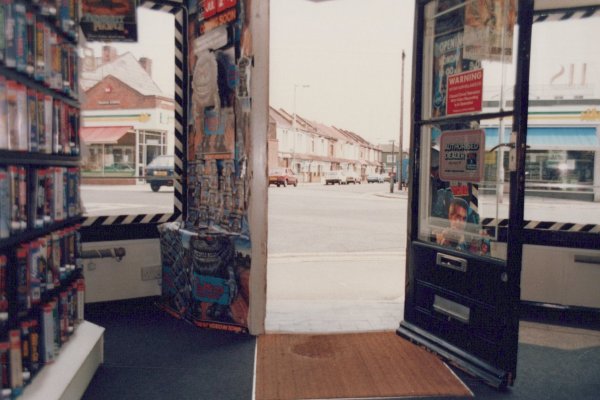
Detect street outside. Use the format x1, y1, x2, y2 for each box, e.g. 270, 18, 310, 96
81, 180, 600, 237
80, 181, 600, 332
80, 181, 409, 256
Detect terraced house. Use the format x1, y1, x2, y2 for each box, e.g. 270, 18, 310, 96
268, 106, 384, 183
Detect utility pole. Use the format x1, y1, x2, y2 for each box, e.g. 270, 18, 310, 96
398, 50, 405, 191
390, 139, 395, 194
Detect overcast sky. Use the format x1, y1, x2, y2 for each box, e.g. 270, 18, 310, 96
83, 1, 600, 150
82, 8, 175, 96
270, 0, 415, 148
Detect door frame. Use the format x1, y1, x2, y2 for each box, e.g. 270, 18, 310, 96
398, 0, 535, 389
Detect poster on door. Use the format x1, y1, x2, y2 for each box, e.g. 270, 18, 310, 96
463, 0, 516, 63
446, 68, 483, 115
439, 129, 485, 183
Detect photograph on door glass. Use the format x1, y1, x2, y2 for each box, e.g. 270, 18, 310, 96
428, 128, 492, 256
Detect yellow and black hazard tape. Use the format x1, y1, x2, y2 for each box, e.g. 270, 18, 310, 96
141, 0, 187, 218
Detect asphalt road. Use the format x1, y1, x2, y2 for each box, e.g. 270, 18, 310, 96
81, 183, 176, 216
267, 182, 407, 254
81, 181, 408, 253
81, 180, 600, 247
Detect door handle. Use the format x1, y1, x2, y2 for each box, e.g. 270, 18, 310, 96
436, 253, 467, 272
487, 142, 515, 152
487, 142, 531, 152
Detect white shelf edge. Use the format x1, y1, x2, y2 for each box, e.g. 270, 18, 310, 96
21, 321, 105, 400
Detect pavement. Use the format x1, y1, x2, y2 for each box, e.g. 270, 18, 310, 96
264, 186, 600, 334
264, 184, 410, 333
265, 251, 406, 333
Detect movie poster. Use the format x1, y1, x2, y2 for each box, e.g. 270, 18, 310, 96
80, 0, 138, 42
463, 0, 516, 62
431, 0, 482, 118
159, 0, 252, 333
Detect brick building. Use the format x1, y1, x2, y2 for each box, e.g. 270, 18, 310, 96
80, 45, 175, 182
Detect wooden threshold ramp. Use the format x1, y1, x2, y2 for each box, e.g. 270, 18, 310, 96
256, 331, 472, 400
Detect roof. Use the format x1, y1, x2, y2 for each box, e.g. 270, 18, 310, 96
81, 126, 135, 144
309, 121, 346, 141
269, 107, 293, 128
80, 52, 166, 97
269, 106, 383, 149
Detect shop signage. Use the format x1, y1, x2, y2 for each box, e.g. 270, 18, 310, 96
581, 108, 600, 121
203, 0, 237, 19
200, 7, 237, 34
80, 0, 137, 42
439, 129, 485, 183
446, 69, 483, 116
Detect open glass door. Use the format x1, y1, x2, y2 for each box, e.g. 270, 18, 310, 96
399, 0, 531, 389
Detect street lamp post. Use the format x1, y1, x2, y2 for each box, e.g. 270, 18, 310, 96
398, 50, 405, 191
389, 139, 395, 194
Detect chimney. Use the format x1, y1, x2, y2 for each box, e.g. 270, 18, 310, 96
102, 45, 117, 63
139, 57, 152, 76
80, 47, 96, 72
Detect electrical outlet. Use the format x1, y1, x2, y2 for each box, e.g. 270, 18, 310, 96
141, 266, 162, 281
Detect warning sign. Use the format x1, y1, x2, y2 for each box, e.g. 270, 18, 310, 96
439, 129, 485, 183
446, 69, 483, 116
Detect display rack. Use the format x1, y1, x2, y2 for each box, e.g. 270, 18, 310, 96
0, 1, 99, 397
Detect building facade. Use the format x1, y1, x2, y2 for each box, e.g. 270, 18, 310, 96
268, 107, 383, 182
80, 46, 175, 182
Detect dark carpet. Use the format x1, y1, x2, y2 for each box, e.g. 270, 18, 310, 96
81, 297, 599, 400
423, 340, 600, 400
82, 297, 256, 400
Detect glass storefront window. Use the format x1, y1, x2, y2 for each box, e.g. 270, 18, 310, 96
525, 151, 594, 190
422, 0, 518, 120
523, 14, 600, 223
79, 8, 176, 217
418, 118, 510, 261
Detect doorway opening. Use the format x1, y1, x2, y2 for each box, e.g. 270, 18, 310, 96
265, 0, 415, 333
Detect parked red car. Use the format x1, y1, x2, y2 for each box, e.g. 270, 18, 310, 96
268, 168, 298, 187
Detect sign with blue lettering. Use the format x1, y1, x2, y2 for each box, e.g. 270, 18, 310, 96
439, 129, 485, 183
192, 273, 231, 305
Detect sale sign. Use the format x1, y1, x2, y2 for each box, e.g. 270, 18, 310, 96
446, 69, 483, 116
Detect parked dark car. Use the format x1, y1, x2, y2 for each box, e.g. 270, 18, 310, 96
145, 155, 174, 192
269, 168, 298, 187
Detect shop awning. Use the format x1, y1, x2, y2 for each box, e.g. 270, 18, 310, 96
485, 127, 599, 150
81, 126, 135, 144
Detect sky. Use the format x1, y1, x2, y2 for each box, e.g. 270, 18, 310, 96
81, 1, 600, 151
270, 0, 415, 148
81, 8, 175, 96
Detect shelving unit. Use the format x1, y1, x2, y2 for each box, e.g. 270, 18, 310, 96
0, 0, 102, 397
20, 321, 104, 400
